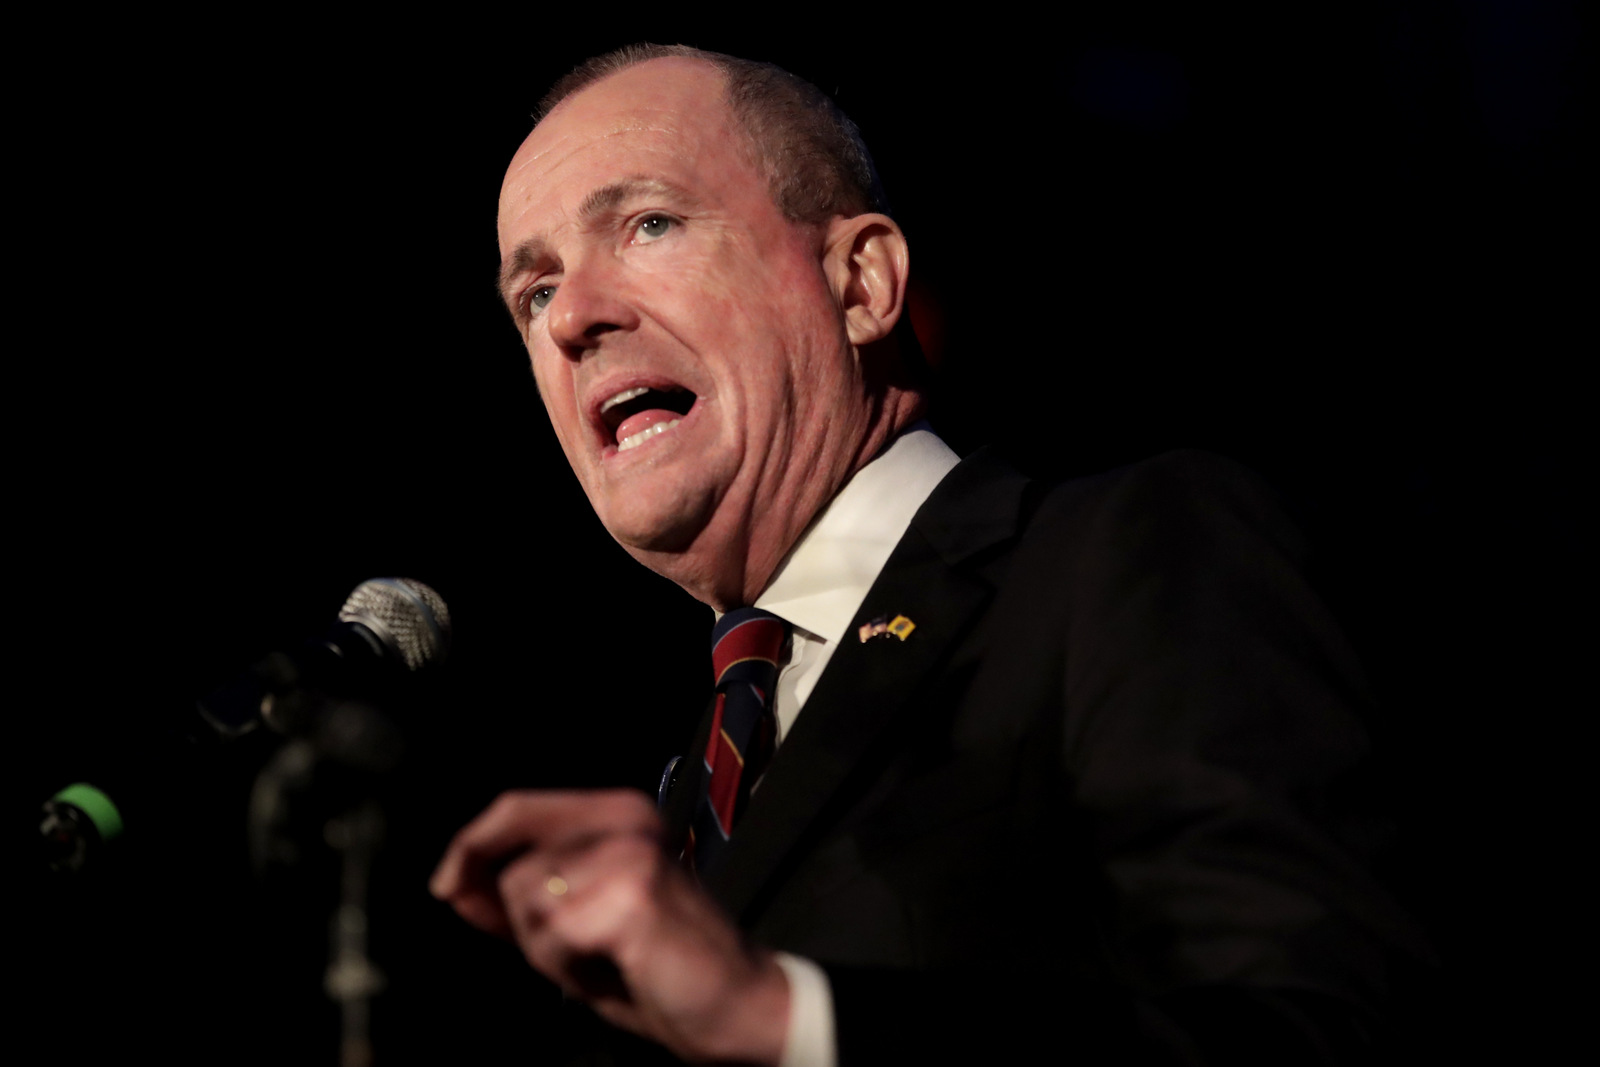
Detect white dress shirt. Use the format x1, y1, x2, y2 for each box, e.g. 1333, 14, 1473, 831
744, 426, 961, 1067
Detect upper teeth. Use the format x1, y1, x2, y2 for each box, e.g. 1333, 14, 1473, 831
600, 386, 650, 414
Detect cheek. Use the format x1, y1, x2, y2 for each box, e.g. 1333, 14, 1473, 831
639, 248, 741, 334
703, 263, 826, 367
529, 350, 583, 451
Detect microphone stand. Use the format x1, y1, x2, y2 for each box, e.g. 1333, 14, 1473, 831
249, 698, 401, 1067
325, 800, 385, 1067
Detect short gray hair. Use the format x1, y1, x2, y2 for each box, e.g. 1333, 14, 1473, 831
537, 44, 891, 224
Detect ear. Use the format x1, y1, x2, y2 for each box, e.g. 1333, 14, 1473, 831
822, 214, 910, 347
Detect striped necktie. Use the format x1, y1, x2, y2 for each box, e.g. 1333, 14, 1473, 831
690, 607, 787, 874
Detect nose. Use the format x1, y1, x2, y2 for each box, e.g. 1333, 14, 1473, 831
545, 257, 639, 356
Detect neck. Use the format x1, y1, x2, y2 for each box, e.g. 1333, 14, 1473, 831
641, 390, 925, 611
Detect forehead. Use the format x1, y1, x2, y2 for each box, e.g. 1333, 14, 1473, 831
497, 58, 762, 250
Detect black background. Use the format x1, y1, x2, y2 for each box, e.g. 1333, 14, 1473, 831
15, 5, 1585, 1063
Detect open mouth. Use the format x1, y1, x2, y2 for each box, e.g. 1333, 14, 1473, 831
599, 385, 697, 452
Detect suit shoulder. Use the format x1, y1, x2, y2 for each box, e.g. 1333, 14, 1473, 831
1030, 449, 1308, 567
1050, 448, 1284, 516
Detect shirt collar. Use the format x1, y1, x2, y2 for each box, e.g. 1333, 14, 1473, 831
754, 425, 960, 646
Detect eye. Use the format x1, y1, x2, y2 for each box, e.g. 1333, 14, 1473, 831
634, 214, 675, 242
528, 285, 557, 312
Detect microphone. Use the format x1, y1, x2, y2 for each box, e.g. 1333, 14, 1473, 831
41, 578, 451, 873
197, 577, 452, 738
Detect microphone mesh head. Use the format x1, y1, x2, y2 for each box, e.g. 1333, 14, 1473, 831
338, 578, 452, 671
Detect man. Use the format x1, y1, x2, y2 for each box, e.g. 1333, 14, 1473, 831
432, 45, 1421, 1064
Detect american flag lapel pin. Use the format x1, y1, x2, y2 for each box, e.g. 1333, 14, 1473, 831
858, 614, 916, 642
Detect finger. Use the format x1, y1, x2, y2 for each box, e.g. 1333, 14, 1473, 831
498, 834, 666, 988
535, 838, 786, 1058
539, 833, 671, 959
443, 882, 516, 941
497, 849, 567, 939
497, 831, 661, 948
433, 845, 552, 940
496, 834, 789, 1063
431, 789, 660, 899
497, 849, 630, 1001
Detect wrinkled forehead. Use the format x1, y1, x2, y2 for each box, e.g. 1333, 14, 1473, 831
497, 58, 747, 242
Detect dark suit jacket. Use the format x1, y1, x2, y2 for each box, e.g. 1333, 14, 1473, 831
652, 449, 1424, 1064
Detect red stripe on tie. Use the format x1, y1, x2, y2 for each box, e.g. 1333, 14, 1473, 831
707, 729, 743, 836
701, 693, 740, 838
712, 618, 786, 683
705, 692, 726, 760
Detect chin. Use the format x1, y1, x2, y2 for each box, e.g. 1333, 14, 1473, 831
599, 488, 718, 555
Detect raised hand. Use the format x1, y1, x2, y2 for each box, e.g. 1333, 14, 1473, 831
431, 789, 790, 1064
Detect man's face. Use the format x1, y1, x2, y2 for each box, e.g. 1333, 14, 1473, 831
498, 58, 872, 605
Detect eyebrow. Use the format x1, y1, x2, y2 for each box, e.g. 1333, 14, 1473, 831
496, 176, 698, 311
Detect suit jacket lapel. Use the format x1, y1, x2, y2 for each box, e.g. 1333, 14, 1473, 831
702, 450, 1034, 921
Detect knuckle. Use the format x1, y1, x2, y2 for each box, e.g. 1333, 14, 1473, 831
572, 872, 649, 932
504, 884, 546, 935
581, 860, 654, 917
499, 855, 552, 911
608, 870, 653, 914
596, 789, 661, 831
490, 788, 537, 814
496, 853, 535, 892
582, 830, 666, 890
612, 834, 664, 873
510, 893, 545, 932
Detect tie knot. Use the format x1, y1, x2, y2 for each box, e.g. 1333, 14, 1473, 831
711, 608, 788, 689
